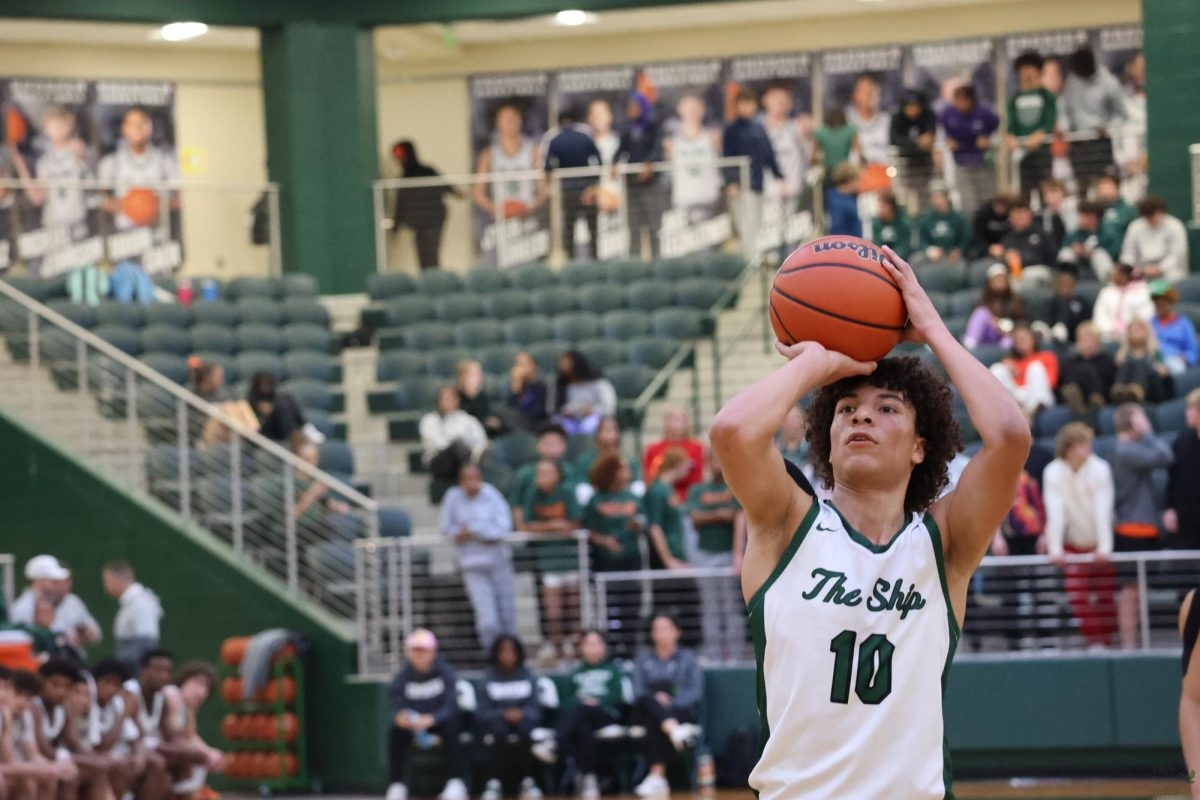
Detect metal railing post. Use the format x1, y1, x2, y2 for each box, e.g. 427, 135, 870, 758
76, 339, 92, 456
689, 346, 701, 435
398, 541, 412, 672
595, 575, 609, 635
760, 258, 771, 353
712, 338, 722, 416
577, 531, 593, 629
354, 543, 369, 676
740, 160, 753, 262
230, 434, 243, 552
267, 186, 283, 278
284, 467, 297, 592
124, 367, 137, 487
372, 182, 388, 274
176, 399, 190, 519
28, 312, 40, 424
1137, 557, 1151, 651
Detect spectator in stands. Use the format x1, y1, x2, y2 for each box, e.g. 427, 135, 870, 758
477, 635, 542, 800
574, 417, 643, 502
506, 352, 549, 432
993, 469, 1045, 557
824, 163, 862, 238
9, 556, 101, 656
917, 184, 969, 263
939, 85, 1000, 217
616, 91, 666, 260
191, 362, 229, 404
1006, 51, 1057, 195
1036, 179, 1068, 252
1060, 47, 1127, 193
688, 448, 748, 663
292, 439, 353, 530
845, 73, 891, 168
1001, 198, 1057, 286
583, 454, 644, 657
456, 358, 505, 437
171, 661, 227, 792
441, 464, 517, 654
0, 594, 67, 660
101, 561, 162, 669
963, 263, 1025, 350
547, 630, 624, 800
1150, 281, 1199, 375
1044, 423, 1116, 648
1165, 389, 1200, 550
889, 90, 936, 213
1094, 172, 1135, 260
1059, 201, 1115, 282
509, 424, 575, 506
643, 448, 691, 571
643, 407, 704, 503
247, 371, 309, 446
1092, 262, 1154, 343
1111, 403, 1173, 649
722, 88, 782, 254
420, 385, 488, 491
546, 109, 602, 261
812, 108, 858, 172
386, 629, 468, 800
631, 614, 703, 799
1120, 195, 1190, 282
1112, 318, 1172, 404
1045, 265, 1092, 344
990, 324, 1059, 420
1059, 321, 1117, 417
870, 191, 913, 259
969, 193, 1014, 260
391, 140, 459, 271
551, 351, 616, 437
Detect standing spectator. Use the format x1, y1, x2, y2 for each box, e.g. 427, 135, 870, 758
870, 191, 913, 259
642, 407, 704, 503
1006, 51, 1058, 194
101, 562, 162, 669
391, 140, 460, 270
573, 417, 643, 494
664, 95, 722, 224
825, 163, 862, 238
506, 352, 549, 432
1036, 179, 1068, 252
631, 615, 703, 799
478, 636, 543, 800
1120, 196, 1190, 282
1111, 403, 1173, 649
583, 454, 644, 657
386, 629, 468, 800
548, 630, 625, 800
722, 88, 782, 255
917, 185, 970, 263
441, 464, 517, 654
939, 85, 1000, 216
1046, 266, 1092, 344
508, 424, 575, 508
456, 359, 505, 437
844, 73, 891, 169
550, 351, 617, 437
9, 557, 102, 655
1092, 263, 1154, 343
247, 372, 310, 446
760, 83, 808, 225
1151, 281, 1200, 375
587, 99, 622, 222
545, 109, 602, 261
1094, 172, 1136, 261
1058, 321, 1117, 416
889, 90, 937, 213
643, 450, 700, 650
1059, 201, 1115, 282
1060, 47, 1127, 193
687, 449, 748, 663
993, 469, 1045, 558
420, 385, 488, 498
969, 193, 1014, 260
963, 264, 1025, 350
812, 108, 858, 172
1165, 389, 1200, 549
1111, 318, 1172, 404
1043, 423, 1116, 648
1001, 198, 1058, 284
616, 91, 666, 259
989, 324, 1059, 420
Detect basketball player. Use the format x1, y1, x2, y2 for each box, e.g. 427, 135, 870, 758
471, 103, 543, 221
11, 106, 92, 234
663, 94, 721, 221
845, 73, 892, 167
97, 107, 180, 230
711, 245, 1031, 798
1178, 589, 1200, 797
760, 84, 807, 210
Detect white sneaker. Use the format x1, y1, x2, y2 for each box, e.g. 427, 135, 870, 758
385, 783, 408, 800
481, 778, 502, 800
531, 739, 557, 764
518, 777, 543, 800
669, 722, 700, 752
439, 778, 469, 800
579, 773, 600, 800
634, 773, 670, 798
596, 723, 626, 740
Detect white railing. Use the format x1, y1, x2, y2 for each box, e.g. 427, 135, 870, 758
0, 279, 377, 620
0, 554, 13, 615
1191, 143, 1200, 224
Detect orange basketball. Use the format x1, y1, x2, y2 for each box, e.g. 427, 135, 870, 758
264, 677, 297, 706
220, 636, 251, 666
270, 643, 297, 664
501, 199, 528, 219
769, 235, 907, 363
120, 187, 160, 226
284, 753, 299, 776
220, 678, 243, 705
221, 714, 241, 741
275, 713, 299, 743
5, 108, 27, 145
224, 753, 242, 778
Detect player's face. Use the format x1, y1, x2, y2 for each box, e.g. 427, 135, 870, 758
587, 101, 613, 135
580, 632, 606, 664
141, 657, 173, 691
677, 97, 704, 126
829, 385, 924, 484
495, 107, 522, 137
407, 646, 436, 673
44, 674, 71, 706
180, 675, 210, 710
43, 115, 73, 145
1016, 66, 1042, 92
122, 111, 152, 147
852, 79, 880, 113
650, 616, 680, 649
534, 461, 560, 493
762, 89, 792, 118
95, 676, 120, 706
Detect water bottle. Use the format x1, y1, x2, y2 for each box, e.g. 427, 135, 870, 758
696, 750, 715, 789
201, 278, 219, 302
410, 711, 434, 749
176, 279, 193, 307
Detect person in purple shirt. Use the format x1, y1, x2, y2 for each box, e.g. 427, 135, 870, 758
939, 85, 1000, 220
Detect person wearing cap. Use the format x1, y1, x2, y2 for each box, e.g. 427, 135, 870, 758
1120, 195, 1190, 282
889, 89, 936, 215
386, 629, 467, 800
9, 556, 102, 655
1092, 262, 1154, 343
917, 184, 969, 263
101, 561, 163, 669
1150, 281, 1199, 375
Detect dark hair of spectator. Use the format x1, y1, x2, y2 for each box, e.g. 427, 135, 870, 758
979, 272, 1023, 320
1039, 178, 1066, 196
1138, 195, 1168, 218
488, 634, 526, 668
558, 108, 578, 126
588, 452, 628, 493
649, 612, 681, 633
140, 648, 176, 669
248, 371, 277, 403
1008, 322, 1040, 358
493, 101, 522, 123
537, 422, 568, 441
39, 657, 82, 682
1008, 197, 1032, 212
735, 88, 758, 105
824, 108, 847, 127
176, 661, 217, 690
806, 357, 962, 513
1077, 200, 1104, 217
853, 72, 881, 88
0, 665, 11, 683
1112, 402, 1143, 434
91, 659, 132, 683
555, 350, 603, 411
878, 191, 899, 214
1069, 47, 1098, 79
652, 446, 690, 482
1013, 51, 1046, 73
1093, 170, 1120, 190
580, 629, 607, 644
12, 670, 42, 697
536, 458, 564, 481
953, 85, 977, 104
102, 560, 134, 580
191, 361, 222, 393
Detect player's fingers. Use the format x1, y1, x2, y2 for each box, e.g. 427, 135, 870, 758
881, 246, 913, 278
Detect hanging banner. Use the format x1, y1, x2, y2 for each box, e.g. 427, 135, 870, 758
1004, 29, 1090, 101
906, 38, 997, 113
821, 45, 904, 173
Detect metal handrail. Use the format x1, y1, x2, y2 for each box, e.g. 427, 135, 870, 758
0, 178, 279, 192
0, 554, 13, 615
372, 156, 753, 190
711, 251, 779, 412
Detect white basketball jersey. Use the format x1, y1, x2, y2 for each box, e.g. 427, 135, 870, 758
763, 117, 804, 199
98, 144, 179, 230
137, 689, 165, 750
749, 499, 959, 800
35, 147, 91, 227
489, 138, 536, 207
670, 130, 720, 209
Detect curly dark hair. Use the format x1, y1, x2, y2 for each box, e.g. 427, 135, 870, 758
805, 356, 962, 514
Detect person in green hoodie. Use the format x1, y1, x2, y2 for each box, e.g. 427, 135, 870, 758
870, 191, 913, 259
1005, 50, 1058, 194
1094, 171, 1135, 261
917, 185, 970, 263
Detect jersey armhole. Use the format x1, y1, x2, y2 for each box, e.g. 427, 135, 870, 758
925, 512, 963, 644
746, 500, 820, 616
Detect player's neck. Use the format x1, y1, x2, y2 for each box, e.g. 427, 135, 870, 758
829, 484, 909, 546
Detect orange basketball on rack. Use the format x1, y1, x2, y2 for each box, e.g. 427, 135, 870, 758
284, 753, 299, 776
270, 643, 297, 664
120, 187, 160, 226
264, 677, 297, 706
276, 713, 299, 743
225, 752, 244, 778
220, 678, 243, 705
221, 714, 240, 741
5, 108, 27, 145
220, 636, 251, 666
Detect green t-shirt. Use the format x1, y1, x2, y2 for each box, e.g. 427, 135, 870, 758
566, 661, 624, 712
509, 459, 576, 508
687, 480, 741, 553
643, 480, 686, 562
523, 485, 582, 572
1006, 88, 1057, 137
1099, 200, 1135, 259
583, 490, 642, 570
814, 124, 856, 170
870, 210, 913, 259
917, 210, 970, 254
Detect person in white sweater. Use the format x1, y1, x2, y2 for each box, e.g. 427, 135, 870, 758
1043, 422, 1117, 648
1120, 195, 1190, 282
420, 385, 488, 486
1092, 262, 1154, 343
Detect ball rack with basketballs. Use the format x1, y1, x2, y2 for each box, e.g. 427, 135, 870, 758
217, 636, 310, 791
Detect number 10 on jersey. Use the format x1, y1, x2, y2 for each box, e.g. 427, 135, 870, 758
829, 630, 894, 704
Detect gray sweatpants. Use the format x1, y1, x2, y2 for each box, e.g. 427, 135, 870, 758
462, 563, 517, 654
691, 549, 748, 662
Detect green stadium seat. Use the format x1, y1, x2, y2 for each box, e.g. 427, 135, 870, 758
236, 352, 283, 382
141, 353, 189, 385
965, 259, 994, 287
425, 348, 470, 378
577, 338, 625, 370
93, 324, 142, 356
237, 324, 284, 353
403, 322, 456, 351
625, 280, 673, 312
950, 289, 980, 318
1032, 405, 1073, 439
697, 253, 746, 282
607, 364, 654, 401
916, 264, 966, 294
455, 319, 505, 349
303, 409, 335, 441
478, 344, 520, 376
553, 312, 601, 342
382, 296, 439, 327
436, 293, 484, 323
651, 308, 703, 340
492, 431, 539, 470
284, 352, 341, 383
192, 352, 238, 383
603, 310, 651, 339
465, 268, 509, 293
1179, 303, 1200, 331
1174, 367, 1200, 398
280, 273, 319, 297
417, 269, 464, 296
481, 290, 532, 320
925, 291, 952, 318
531, 286, 577, 316
141, 324, 191, 356
509, 263, 558, 290
626, 337, 680, 370
228, 276, 275, 300
504, 316, 554, 346
578, 284, 625, 314
317, 440, 355, 474
945, 316, 969, 341
143, 303, 191, 328
4, 275, 66, 302
1019, 289, 1054, 323
654, 258, 701, 283
377, 352, 427, 382
97, 301, 146, 329
1095, 406, 1118, 435
1176, 275, 1200, 304
674, 278, 727, 310
1156, 397, 1188, 433
604, 260, 648, 284
236, 298, 283, 326
281, 298, 329, 327
378, 506, 413, 538
368, 272, 417, 300
282, 379, 335, 412
191, 301, 238, 328
1076, 281, 1101, 309
526, 341, 569, 374
969, 344, 1007, 367
46, 300, 97, 330
396, 376, 444, 411
562, 262, 608, 287
282, 323, 333, 354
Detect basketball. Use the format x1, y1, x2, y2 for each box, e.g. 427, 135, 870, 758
220, 635, 251, 665
501, 198, 527, 219
120, 187, 160, 226
4, 108, 27, 145
769, 235, 907, 363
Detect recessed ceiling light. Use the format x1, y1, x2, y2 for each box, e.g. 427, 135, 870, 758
159, 22, 209, 42
553, 10, 597, 26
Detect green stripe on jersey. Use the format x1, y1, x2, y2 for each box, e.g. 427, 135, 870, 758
925, 512, 960, 800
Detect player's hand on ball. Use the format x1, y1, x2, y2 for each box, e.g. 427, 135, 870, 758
880, 245, 943, 344
774, 340, 876, 385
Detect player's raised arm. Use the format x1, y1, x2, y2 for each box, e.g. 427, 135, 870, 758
881, 246, 1031, 589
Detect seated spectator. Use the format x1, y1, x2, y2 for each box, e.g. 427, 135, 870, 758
1044, 423, 1116, 648
1001, 198, 1057, 286
506, 352, 548, 432
457, 359, 506, 438
825, 163, 862, 238
574, 418, 643, 505
870, 191, 913, 258
1094, 172, 1135, 261
775, 405, 808, 467
292, 439, 353, 526
1120, 195, 1189, 282
478, 636, 542, 800
1092, 262, 1153, 343
190, 362, 230, 404
1059, 321, 1117, 416
989, 324, 1059, 419
1045, 265, 1092, 344
631, 614, 703, 799
0, 594, 68, 661
688, 448, 748, 663
513, 459, 582, 665
247, 371, 310, 445
917, 185, 969, 263
963, 264, 1025, 349
583, 454, 644, 657
1150, 280, 1199, 375
386, 629, 468, 800
101, 562, 162, 670
1036, 179, 1067, 252
939, 85, 1000, 216
1059, 201, 1114, 282
9, 556, 102, 657
1111, 403, 1173, 650
1112, 318, 1172, 404
992, 469, 1045, 557
551, 351, 617, 437
642, 407, 704, 503
441, 464, 516, 654
509, 424, 575, 507
420, 385, 488, 490
969, 193, 1014, 260
167, 662, 226, 798
1165, 389, 1200, 550
812, 108, 858, 172
90, 659, 146, 800
7, 670, 69, 793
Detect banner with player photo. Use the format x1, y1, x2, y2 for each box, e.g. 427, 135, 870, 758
468, 71, 551, 268
821, 45, 904, 191
1095, 25, 1145, 176
1004, 29, 1089, 101
905, 38, 996, 113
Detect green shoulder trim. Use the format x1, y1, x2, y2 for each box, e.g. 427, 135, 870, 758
925, 512, 960, 800
746, 499, 820, 616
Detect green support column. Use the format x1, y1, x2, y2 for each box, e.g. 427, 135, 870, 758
261, 22, 379, 294
1144, 0, 1200, 270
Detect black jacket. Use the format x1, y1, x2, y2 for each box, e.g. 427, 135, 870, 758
388, 656, 459, 726
1169, 430, 1200, 532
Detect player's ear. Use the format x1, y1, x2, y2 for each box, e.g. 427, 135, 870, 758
911, 436, 926, 466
